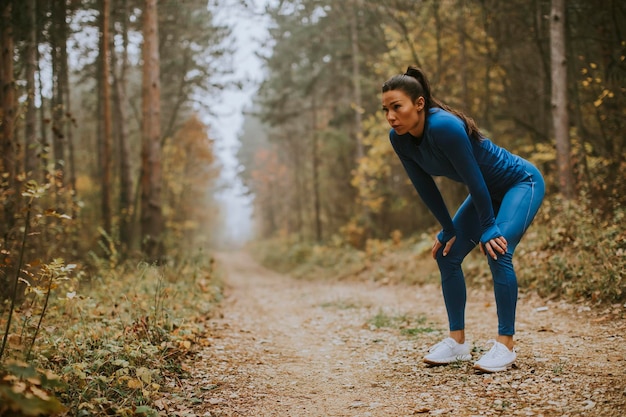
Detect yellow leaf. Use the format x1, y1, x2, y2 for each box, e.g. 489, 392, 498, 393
12, 381, 27, 394
26, 376, 41, 385
7, 334, 22, 348
136, 367, 152, 384
127, 378, 143, 389
30, 386, 51, 401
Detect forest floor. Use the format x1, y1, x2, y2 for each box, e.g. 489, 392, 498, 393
161, 251, 625, 417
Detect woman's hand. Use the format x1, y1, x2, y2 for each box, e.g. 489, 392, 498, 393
432, 236, 456, 259
479, 236, 508, 260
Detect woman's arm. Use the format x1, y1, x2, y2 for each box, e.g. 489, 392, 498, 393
433, 123, 502, 243
395, 151, 456, 243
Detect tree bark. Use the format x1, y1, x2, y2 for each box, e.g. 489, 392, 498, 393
350, 0, 364, 162
433, 1, 442, 82
36, 0, 49, 183
113, 0, 134, 252
1, 1, 15, 174
457, 0, 468, 106
101, 0, 113, 235
1, 1, 16, 242
550, 0, 575, 199
140, 0, 164, 261
50, 0, 66, 189
24, 0, 38, 177
311, 93, 322, 242
350, 0, 370, 241
62, 25, 76, 217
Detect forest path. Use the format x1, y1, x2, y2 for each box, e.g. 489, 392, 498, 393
175, 251, 625, 416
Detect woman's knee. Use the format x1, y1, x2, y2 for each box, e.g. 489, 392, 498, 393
436, 252, 464, 273
487, 252, 516, 281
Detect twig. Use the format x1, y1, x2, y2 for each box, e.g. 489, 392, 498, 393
26, 265, 54, 360
0, 199, 33, 361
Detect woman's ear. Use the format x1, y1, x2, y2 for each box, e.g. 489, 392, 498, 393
415, 96, 425, 111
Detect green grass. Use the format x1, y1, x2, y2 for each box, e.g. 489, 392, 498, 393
319, 299, 362, 310
368, 310, 439, 338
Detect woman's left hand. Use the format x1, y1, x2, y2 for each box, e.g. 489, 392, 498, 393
432, 236, 456, 259
480, 236, 508, 260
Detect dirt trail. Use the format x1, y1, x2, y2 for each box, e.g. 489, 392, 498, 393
178, 251, 625, 416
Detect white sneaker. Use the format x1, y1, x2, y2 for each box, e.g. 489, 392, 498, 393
423, 337, 472, 365
473, 340, 516, 372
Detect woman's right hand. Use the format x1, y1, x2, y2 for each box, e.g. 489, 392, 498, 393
432, 235, 456, 259
479, 236, 508, 260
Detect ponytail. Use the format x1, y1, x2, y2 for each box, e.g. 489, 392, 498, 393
383, 66, 485, 141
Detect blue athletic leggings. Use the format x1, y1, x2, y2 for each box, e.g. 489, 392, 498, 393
435, 160, 545, 335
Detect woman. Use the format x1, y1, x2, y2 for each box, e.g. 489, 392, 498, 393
381, 66, 545, 373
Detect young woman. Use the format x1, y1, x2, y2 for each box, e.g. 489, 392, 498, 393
381, 66, 545, 372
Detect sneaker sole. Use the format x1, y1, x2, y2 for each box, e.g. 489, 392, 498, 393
473, 362, 515, 373
423, 354, 472, 365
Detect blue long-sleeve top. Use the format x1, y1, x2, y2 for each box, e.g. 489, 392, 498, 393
389, 108, 528, 244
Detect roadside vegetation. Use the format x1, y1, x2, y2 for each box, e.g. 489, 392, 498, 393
250, 194, 626, 307
0, 186, 222, 417
2, 184, 623, 417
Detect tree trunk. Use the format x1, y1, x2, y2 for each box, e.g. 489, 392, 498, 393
350, 0, 369, 240
140, 0, 164, 261
550, 0, 575, 199
534, 0, 549, 143
1, 1, 16, 242
50, 0, 66, 194
457, 0, 468, 107
24, 0, 38, 177
433, 1, 442, 82
480, 4, 492, 127
113, 0, 134, 252
62, 30, 76, 210
36, 0, 49, 183
311, 94, 322, 242
60, 2, 77, 251
101, 0, 113, 235
350, 0, 364, 162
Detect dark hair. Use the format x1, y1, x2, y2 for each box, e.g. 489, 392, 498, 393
382, 66, 484, 141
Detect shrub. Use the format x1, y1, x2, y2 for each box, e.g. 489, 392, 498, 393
517, 196, 625, 304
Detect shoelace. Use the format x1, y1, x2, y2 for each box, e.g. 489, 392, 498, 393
429, 338, 456, 353
482, 339, 510, 359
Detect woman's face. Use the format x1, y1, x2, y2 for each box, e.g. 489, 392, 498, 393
382, 89, 425, 137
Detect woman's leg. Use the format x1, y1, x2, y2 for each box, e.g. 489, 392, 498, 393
488, 163, 545, 337
435, 196, 482, 336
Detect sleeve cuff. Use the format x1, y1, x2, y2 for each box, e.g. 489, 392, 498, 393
480, 225, 503, 244
437, 229, 456, 244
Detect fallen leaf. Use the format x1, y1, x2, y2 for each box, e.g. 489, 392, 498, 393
127, 378, 143, 389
